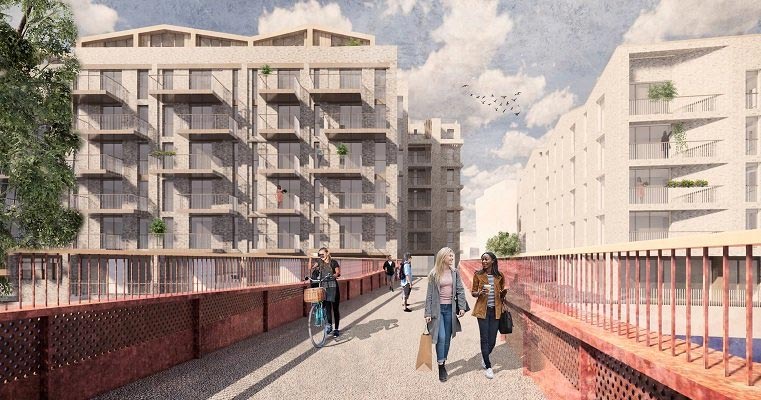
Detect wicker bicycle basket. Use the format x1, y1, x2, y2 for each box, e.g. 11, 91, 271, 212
304, 287, 326, 303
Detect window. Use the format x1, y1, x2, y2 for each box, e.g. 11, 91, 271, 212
189, 70, 211, 90
139, 143, 149, 175
162, 179, 174, 211
161, 69, 174, 90
339, 179, 362, 208
339, 105, 362, 128
446, 190, 455, 207
339, 216, 362, 248
101, 216, 123, 249
162, 218, 174, 248
278, 105, 300, 129
597, 95, 605, 131
374, 69, 386, 100
446, 211, 456, 229
375, 142, 386, 175
747, 117, 759, 156
374, 217, 386, 249
189, 216, 213, 248
446, 169, 455, 184
339, 69, 361, 89
443, 128, 455, 139
138, 70, 149, 99
747, 163, 759, 202
375, 103, 387, 128
629, 211, 670, 241
277, 70, 299, 90
746, 209, 759, 229
162, 106, 174, 137
447, 232, 457, 248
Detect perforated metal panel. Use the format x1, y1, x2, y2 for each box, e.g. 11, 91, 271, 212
50, 302, 193, 369
269, 286, 304, 304
200, 292, 263, 326
0, 318, 42, 383
527, 314, 580, 389
592, 350, 689, 400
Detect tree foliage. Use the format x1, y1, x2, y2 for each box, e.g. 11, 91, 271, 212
485, 231, 521, 257
0, 0, 82, 266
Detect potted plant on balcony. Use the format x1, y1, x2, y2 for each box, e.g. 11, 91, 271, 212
648, 81, 678, 101
149, 218, 167, 235
671, 122, 687, 153
0, 276, 11, 297
261, 64, 272, 75
150, 149, 176, 158
336, 143, 349, 167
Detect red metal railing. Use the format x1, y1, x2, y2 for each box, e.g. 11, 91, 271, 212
460, 230, 761, 397
1, 250, 385, 312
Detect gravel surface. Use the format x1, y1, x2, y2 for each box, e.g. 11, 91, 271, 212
95, 278, 546, 400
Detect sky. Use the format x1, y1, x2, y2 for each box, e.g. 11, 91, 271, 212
5, 0, 761, 251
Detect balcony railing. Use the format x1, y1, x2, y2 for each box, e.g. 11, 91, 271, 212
310, 70, 362, 90
408, 219, 432, 229
149, 73, 232, 104
76, 154, 124, 175
71, 194, 149, 211
628, 230, 720, 241
629, 94, 719, 116
75, 114, 153, 136
408, 192, 432, 207
150, 153, 224, 174
73, 72, 130, 104
747, 139, 758, 156
408, 176, 432, 186
77, 234, 127, 250
257, 72, 309, 101
747, 92, 758, 109
178, 194, 242, 212
258, 233, 300, 250
323, 112, 388, 130
189, 233, 224, 249
747, 185, 758, 202
313, 153, 361, 170
177, 114, 238, 133
338, 232, 361, 249
629, 186, 719, 205
258, 153, 300, 171
328, 192, 389, 209
407, 153, 432, 165
629, 140, 719, 160
260, 193, 301, 211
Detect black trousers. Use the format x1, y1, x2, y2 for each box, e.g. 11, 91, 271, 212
477, 307, 499, 368
323, 289, 341, 329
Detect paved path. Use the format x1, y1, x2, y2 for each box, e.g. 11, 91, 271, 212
95, 278, 546, 399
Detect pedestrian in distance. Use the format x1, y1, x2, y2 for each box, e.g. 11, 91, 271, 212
311, 247, 342, 337
471, 252, 507, 379
383, 255, 396, 291
400, 253, 413, 312
424, 247, 467, 382
276, 184, 287, 208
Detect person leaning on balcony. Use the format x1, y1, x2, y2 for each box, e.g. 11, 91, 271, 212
311, 247, 342, 337
635, 177, 645, 203
424, 247, 467, 382
471, 252, 507, 380
400, 253, 413, 312
661, 130, 672, 158
276, 184, 287, 207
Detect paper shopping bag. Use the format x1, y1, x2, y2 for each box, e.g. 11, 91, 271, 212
415, 324, 432, 371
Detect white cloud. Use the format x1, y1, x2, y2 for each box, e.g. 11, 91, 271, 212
400, 0, 546, 129
258, 0, 352, 35
66, 0, 118, 36
382, 0, 417, 17
525, 87, 576, 128
509, 122, 518, 128
462, 164, 479, 177
624, 0, 761, 44
491, 130, 540, 160
2, 1, 118, 36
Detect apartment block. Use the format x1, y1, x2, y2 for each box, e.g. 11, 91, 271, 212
518, 34, 761, 252
69, 25, 401, 257
405, 118, 463, 260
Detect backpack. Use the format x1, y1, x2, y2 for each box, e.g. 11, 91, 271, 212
399, 262, 408, 280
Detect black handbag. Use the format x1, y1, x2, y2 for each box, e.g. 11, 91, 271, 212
498, 307, 513, 334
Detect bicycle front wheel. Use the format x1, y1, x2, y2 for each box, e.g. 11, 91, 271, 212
308, 302, 328, 348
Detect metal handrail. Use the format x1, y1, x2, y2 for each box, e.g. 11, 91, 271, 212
73, 72, 130, 104
149, 73, 232, 103
75, 114, 153, 136
629, 94, 720, 115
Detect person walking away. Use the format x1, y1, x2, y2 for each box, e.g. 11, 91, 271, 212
311, 247, 342, 337
424, 247, 467, 382
400, 253, 413, 312
383, 255, 396, 291
471, 252, 507, 379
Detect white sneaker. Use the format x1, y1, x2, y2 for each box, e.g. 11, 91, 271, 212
485, 368, 494, 379
481, 358, 486, 369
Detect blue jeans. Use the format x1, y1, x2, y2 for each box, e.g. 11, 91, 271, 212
436, 304, 453, 363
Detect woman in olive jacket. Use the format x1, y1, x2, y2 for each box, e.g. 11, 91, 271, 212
424, 247, 467, 382
471, 251, 507, 379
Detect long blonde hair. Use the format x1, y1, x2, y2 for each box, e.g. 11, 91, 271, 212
429, 247, 454, 283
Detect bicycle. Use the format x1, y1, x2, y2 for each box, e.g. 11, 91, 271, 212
304, 274, 333, 348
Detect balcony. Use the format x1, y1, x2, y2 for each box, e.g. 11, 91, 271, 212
747, 139, 759, 156
629, 186, 721, 207
628, 230, 720, 242
75, 114, 153, 141
324, 192, 390, 215
257, 72, 308, 104
149, 73, 232, 104
335, 232, 362, 254
308, 153, 362, 176
77, 234, 128, 250
72, 194, 150, 214
629, 140, 720, 163
629, 94, 720, 117
747, 92, 758, 110
408, 175, 432, 188
148, 233, 226, 250
257, 115, 305, 141
441, 154, 463, 167
309, 71, 365, 102
747, 185, 758, 202
408, 192, 432, 209
257, 194, 303, 216
149, 153, 225, 178
257, 154, 301, 177
74, 154, 125, 177
408, 219, 432, 231
72, 72, 130, 104
176, 194, 243, 215
176, 114, 241, 141
407, 153, 432, 166
322, 112, 388, 140
256, 233, 301, 254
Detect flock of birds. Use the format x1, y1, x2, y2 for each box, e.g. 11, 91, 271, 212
461, 84, 522, 116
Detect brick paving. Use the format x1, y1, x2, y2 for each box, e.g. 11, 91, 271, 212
95, 278, 546, 400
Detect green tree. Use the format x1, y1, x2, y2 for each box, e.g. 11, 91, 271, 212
485, 231, 521, 257
0, 1, 83, 267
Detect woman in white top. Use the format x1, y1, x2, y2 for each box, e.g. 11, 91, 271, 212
424, 247, 467, 382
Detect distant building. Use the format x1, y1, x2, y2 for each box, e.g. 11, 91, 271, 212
469, 247, 481, 259
475, 180, 518, 251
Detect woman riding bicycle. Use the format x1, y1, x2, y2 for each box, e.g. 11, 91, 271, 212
310, 247, 341, 337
